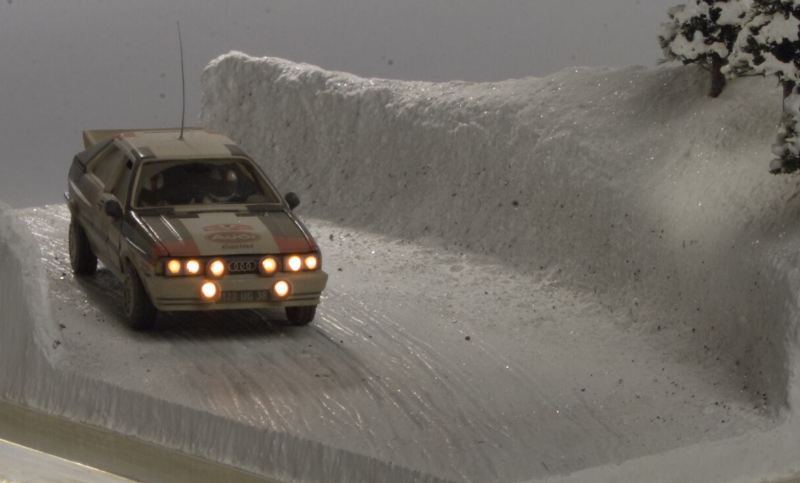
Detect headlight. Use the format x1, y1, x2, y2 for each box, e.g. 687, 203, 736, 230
208, 259, 226, 278
287, 256, 302, 272
185, 260, 201, 275
167, 259, 182, 276
201, 281, 219, 300
260, 257, 278, 276
304, 255, 318, 270
273, 280, 290, 297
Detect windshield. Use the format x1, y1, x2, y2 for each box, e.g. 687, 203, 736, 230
133, 158, 281, 208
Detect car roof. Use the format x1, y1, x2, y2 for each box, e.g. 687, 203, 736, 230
115, 129, 243, 160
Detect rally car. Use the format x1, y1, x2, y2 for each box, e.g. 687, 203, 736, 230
66, 128, 328, 330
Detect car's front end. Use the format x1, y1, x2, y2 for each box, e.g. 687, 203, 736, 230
125, 204, 328, 314
146, 252, 328, 311
70, 129, 328, 328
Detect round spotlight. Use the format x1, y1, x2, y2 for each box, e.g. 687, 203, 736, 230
304, 255, 318, 270
261, 257, 277, 275
208, 259, 225, 277
287, 256, 302, 272
201, 282, 218, 300
186, 260, 201, 275
167, 259, 181, 275
274, 280, 290, 297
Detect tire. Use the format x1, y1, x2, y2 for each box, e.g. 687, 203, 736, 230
68, 218, 97, 275
285, 305, 316, 326
122, 264, 157, 331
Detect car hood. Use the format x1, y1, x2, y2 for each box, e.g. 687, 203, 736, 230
139, 210, 314, 257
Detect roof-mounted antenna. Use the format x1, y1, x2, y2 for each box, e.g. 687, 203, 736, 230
177, 21, 186, 140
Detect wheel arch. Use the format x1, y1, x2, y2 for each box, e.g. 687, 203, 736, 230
121, 252, 156, 302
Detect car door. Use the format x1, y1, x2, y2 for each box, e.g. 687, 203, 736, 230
84, 144, 129, 271
77, 142, 116, 260
101, 156, 135, 274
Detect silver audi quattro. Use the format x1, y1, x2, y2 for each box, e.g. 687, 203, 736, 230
66, 128, 328, 330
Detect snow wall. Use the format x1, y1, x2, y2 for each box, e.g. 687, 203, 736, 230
199, 52, 800, 481
200, 52, 800, 408
2, 50, 800, 483
0, 202, 447, 481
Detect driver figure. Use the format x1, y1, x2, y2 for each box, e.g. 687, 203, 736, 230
138, 172, 166, 206
205, 166, 238, 203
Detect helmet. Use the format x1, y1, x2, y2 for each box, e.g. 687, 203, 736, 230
148, 173, 164, 191
208, 167, 238, 202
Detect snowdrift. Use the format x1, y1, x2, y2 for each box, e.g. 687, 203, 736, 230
2, 50, 800, 483
198, 52, 800, 481
200, 53, 800, 411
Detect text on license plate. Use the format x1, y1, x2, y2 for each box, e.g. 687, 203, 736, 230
220, 290, 271, 303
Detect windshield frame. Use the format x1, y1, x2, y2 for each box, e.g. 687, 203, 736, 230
129, 156, 284, 210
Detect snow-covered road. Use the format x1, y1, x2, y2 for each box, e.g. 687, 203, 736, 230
20, 204, 775, 483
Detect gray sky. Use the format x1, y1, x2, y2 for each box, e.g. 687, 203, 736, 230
0, 0, 665, 208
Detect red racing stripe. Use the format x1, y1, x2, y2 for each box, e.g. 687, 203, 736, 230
160, 240, 202, 257
150, 242, 169, 266
273, 236, 311, 253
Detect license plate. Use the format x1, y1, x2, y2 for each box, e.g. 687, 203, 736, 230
220, 290, 271, 303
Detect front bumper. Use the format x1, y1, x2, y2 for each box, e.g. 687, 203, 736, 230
144, 270, 328, 311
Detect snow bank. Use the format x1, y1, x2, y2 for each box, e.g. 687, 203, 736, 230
199, 52, 800, 482
0, 200, 447, 481
4, 50, 800, 483
201, 52, 799, 408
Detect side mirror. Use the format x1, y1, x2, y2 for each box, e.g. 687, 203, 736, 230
284, 192, 300, 211
105, 199, 123, 219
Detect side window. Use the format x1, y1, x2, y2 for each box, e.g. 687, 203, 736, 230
111, 159, 134, 207
87, 145, 127, 189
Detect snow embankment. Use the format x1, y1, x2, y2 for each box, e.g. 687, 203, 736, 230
0, 201, 446, 482
201, 52, 800, 413
198, 52, 800, 481
3, 50, 800, 483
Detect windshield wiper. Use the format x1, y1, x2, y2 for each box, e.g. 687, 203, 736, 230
247, 203, 284, 213
136, 206, 175, 215
185, 208, 241, 215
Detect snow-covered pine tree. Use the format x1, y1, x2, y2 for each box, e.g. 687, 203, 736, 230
659, 1, 750, 97
728, 0, 800, 173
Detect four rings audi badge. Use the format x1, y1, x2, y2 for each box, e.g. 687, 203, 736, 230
228, 260, 257, 272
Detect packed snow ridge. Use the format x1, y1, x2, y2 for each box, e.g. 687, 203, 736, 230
201, 52, 800, 413
2, 50, 800, 483
200, 52, 800, 481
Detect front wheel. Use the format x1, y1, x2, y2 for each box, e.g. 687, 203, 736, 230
123, 264, 157, 331
285, 305, 316, 326
68, 218, 97, 275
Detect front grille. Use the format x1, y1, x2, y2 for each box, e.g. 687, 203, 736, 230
227, 259, 259, 274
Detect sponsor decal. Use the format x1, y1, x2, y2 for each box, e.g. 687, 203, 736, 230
203, 224, 254, 232
205, 232, 262, 244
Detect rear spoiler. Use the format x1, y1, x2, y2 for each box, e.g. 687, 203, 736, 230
82, 127, 203, 149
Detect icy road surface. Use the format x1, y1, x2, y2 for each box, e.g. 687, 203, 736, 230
21, 205, 775, 483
